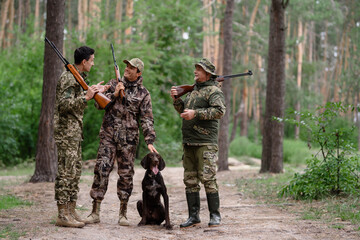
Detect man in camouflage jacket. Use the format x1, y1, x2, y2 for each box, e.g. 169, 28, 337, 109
85, 58, 158, 226
54, 46, 109, 228
170, 58, 226, 228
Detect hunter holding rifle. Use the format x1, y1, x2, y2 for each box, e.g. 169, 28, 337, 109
170, 58, 226, 228
54, 45, 110, 228
84, 57, 158, 226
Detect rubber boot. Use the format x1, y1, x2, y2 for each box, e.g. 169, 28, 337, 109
68, 201, 85, 223
118, 201, 129, 226
55, 203, 85, 228
206, 192, 221, 227
83, 200, 101, 224
180, 192, 201, 228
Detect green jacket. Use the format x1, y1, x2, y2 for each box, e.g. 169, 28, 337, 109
173, 79, 226, 145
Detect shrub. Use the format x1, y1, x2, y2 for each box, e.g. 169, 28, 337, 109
229, 136, 262, 159
279, 102, 360, 200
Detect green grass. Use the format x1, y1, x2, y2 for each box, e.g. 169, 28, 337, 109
0, 195, 32, 210
0, 161, 35, 176
230, 137, 313, 166
235, 168, 297, 203
0, 224, 26, 240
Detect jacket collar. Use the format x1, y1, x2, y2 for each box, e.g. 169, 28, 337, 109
194, 78, 216, 90
123, 76, 143, 88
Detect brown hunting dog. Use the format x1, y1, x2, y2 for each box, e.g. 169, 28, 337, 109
137, 152, 172, 229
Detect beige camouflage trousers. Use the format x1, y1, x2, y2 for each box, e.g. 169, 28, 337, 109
89, 132, 137, 202
183, 144, 219, 194
54, 140, 83, 204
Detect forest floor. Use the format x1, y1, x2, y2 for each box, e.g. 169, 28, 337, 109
0, 159, 359, 240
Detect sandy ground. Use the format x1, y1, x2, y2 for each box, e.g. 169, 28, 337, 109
0, 159, 359, 240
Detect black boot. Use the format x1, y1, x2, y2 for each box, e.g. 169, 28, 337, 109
180, 192, 201, 228
206, 192, 221, 227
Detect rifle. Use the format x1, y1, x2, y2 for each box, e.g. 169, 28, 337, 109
111, 43, 125, 100
45, 37, 111, 109
175, 70, 253, 98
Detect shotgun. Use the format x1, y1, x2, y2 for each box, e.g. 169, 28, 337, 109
45, 37, 111, 109
111, 43, 125, 100
175, 70, 253, 98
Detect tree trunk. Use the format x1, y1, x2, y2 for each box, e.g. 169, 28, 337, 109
321, 21, 328, 105
114, 0, 123, 44
34, 0, 40, 34
5, 0, 14, 48
125, 0, 133, 43
89, 0, 101, 27
218, 0, 234, 172
295, 20, 305, 139
260, 0, 288, 174
0, 0, 10, 49
30, 0, 66, 183
240, 0, 260, 137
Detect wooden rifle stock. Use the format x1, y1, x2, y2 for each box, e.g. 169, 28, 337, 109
45, 37, 111, 109
111, 44, 125, 100
175, 70, 253, 98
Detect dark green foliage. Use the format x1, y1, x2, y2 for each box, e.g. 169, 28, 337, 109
0, 28, 43, 166
279, 102, 360, 200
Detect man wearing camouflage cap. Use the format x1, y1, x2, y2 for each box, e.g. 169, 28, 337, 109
170, 58, 226, 228
85, 58, 158, 226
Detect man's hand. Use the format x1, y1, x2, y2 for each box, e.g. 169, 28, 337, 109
180, 109, 196, 120
147, 144, 158, 153
93, 81, 111, 93
85, 85, 98, 101
170, 86, 178, 100
114, 82, 125, 97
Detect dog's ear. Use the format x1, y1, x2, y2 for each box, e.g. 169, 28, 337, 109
158, 154, 166, 171
141, 154, 149, 169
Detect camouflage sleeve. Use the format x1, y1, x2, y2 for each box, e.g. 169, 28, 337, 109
140, 93, 156, 145
57, 73, 87, 115
195, 90, 226, 120
105, 79, 118, 100
173, 98, 184, 114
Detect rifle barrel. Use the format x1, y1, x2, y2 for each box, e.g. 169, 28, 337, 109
111, 43, 117, 66
218, 70, 252, 79
45, 37, 69, 65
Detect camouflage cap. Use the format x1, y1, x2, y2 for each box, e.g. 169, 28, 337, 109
123, 58, 144, 72
195, 58, 216, 76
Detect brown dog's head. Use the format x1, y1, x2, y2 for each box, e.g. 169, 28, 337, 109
141, 152, 165, 175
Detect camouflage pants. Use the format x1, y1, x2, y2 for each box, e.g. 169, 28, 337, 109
90, 132, 137, 202
183, 144, 219, 194
54, 140, 83, 205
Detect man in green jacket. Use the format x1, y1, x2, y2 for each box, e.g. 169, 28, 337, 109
170, 58, 226, 228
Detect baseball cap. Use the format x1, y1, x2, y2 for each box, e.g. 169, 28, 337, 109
123, 58, 144, 72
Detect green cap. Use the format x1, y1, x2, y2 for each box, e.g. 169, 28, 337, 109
123, 58, 144, 72
195, 58, 216, 76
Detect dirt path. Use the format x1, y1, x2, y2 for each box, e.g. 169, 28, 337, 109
1, 163, 359, 240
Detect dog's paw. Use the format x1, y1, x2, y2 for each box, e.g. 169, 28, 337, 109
138, 220, 146, 226
165, 224, 173, 230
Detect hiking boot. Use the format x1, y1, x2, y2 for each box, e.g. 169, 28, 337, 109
118, 201, 129, 226
68, 201, 85, 223
55, 203, 85, 228
83, 200, 101, 224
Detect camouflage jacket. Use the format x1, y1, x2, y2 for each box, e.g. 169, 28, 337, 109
173, 79, 226, 145
54, 67, 88, 142
99, 76, 156, 146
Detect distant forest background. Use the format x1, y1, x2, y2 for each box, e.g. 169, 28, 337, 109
0, 0, 359, 170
